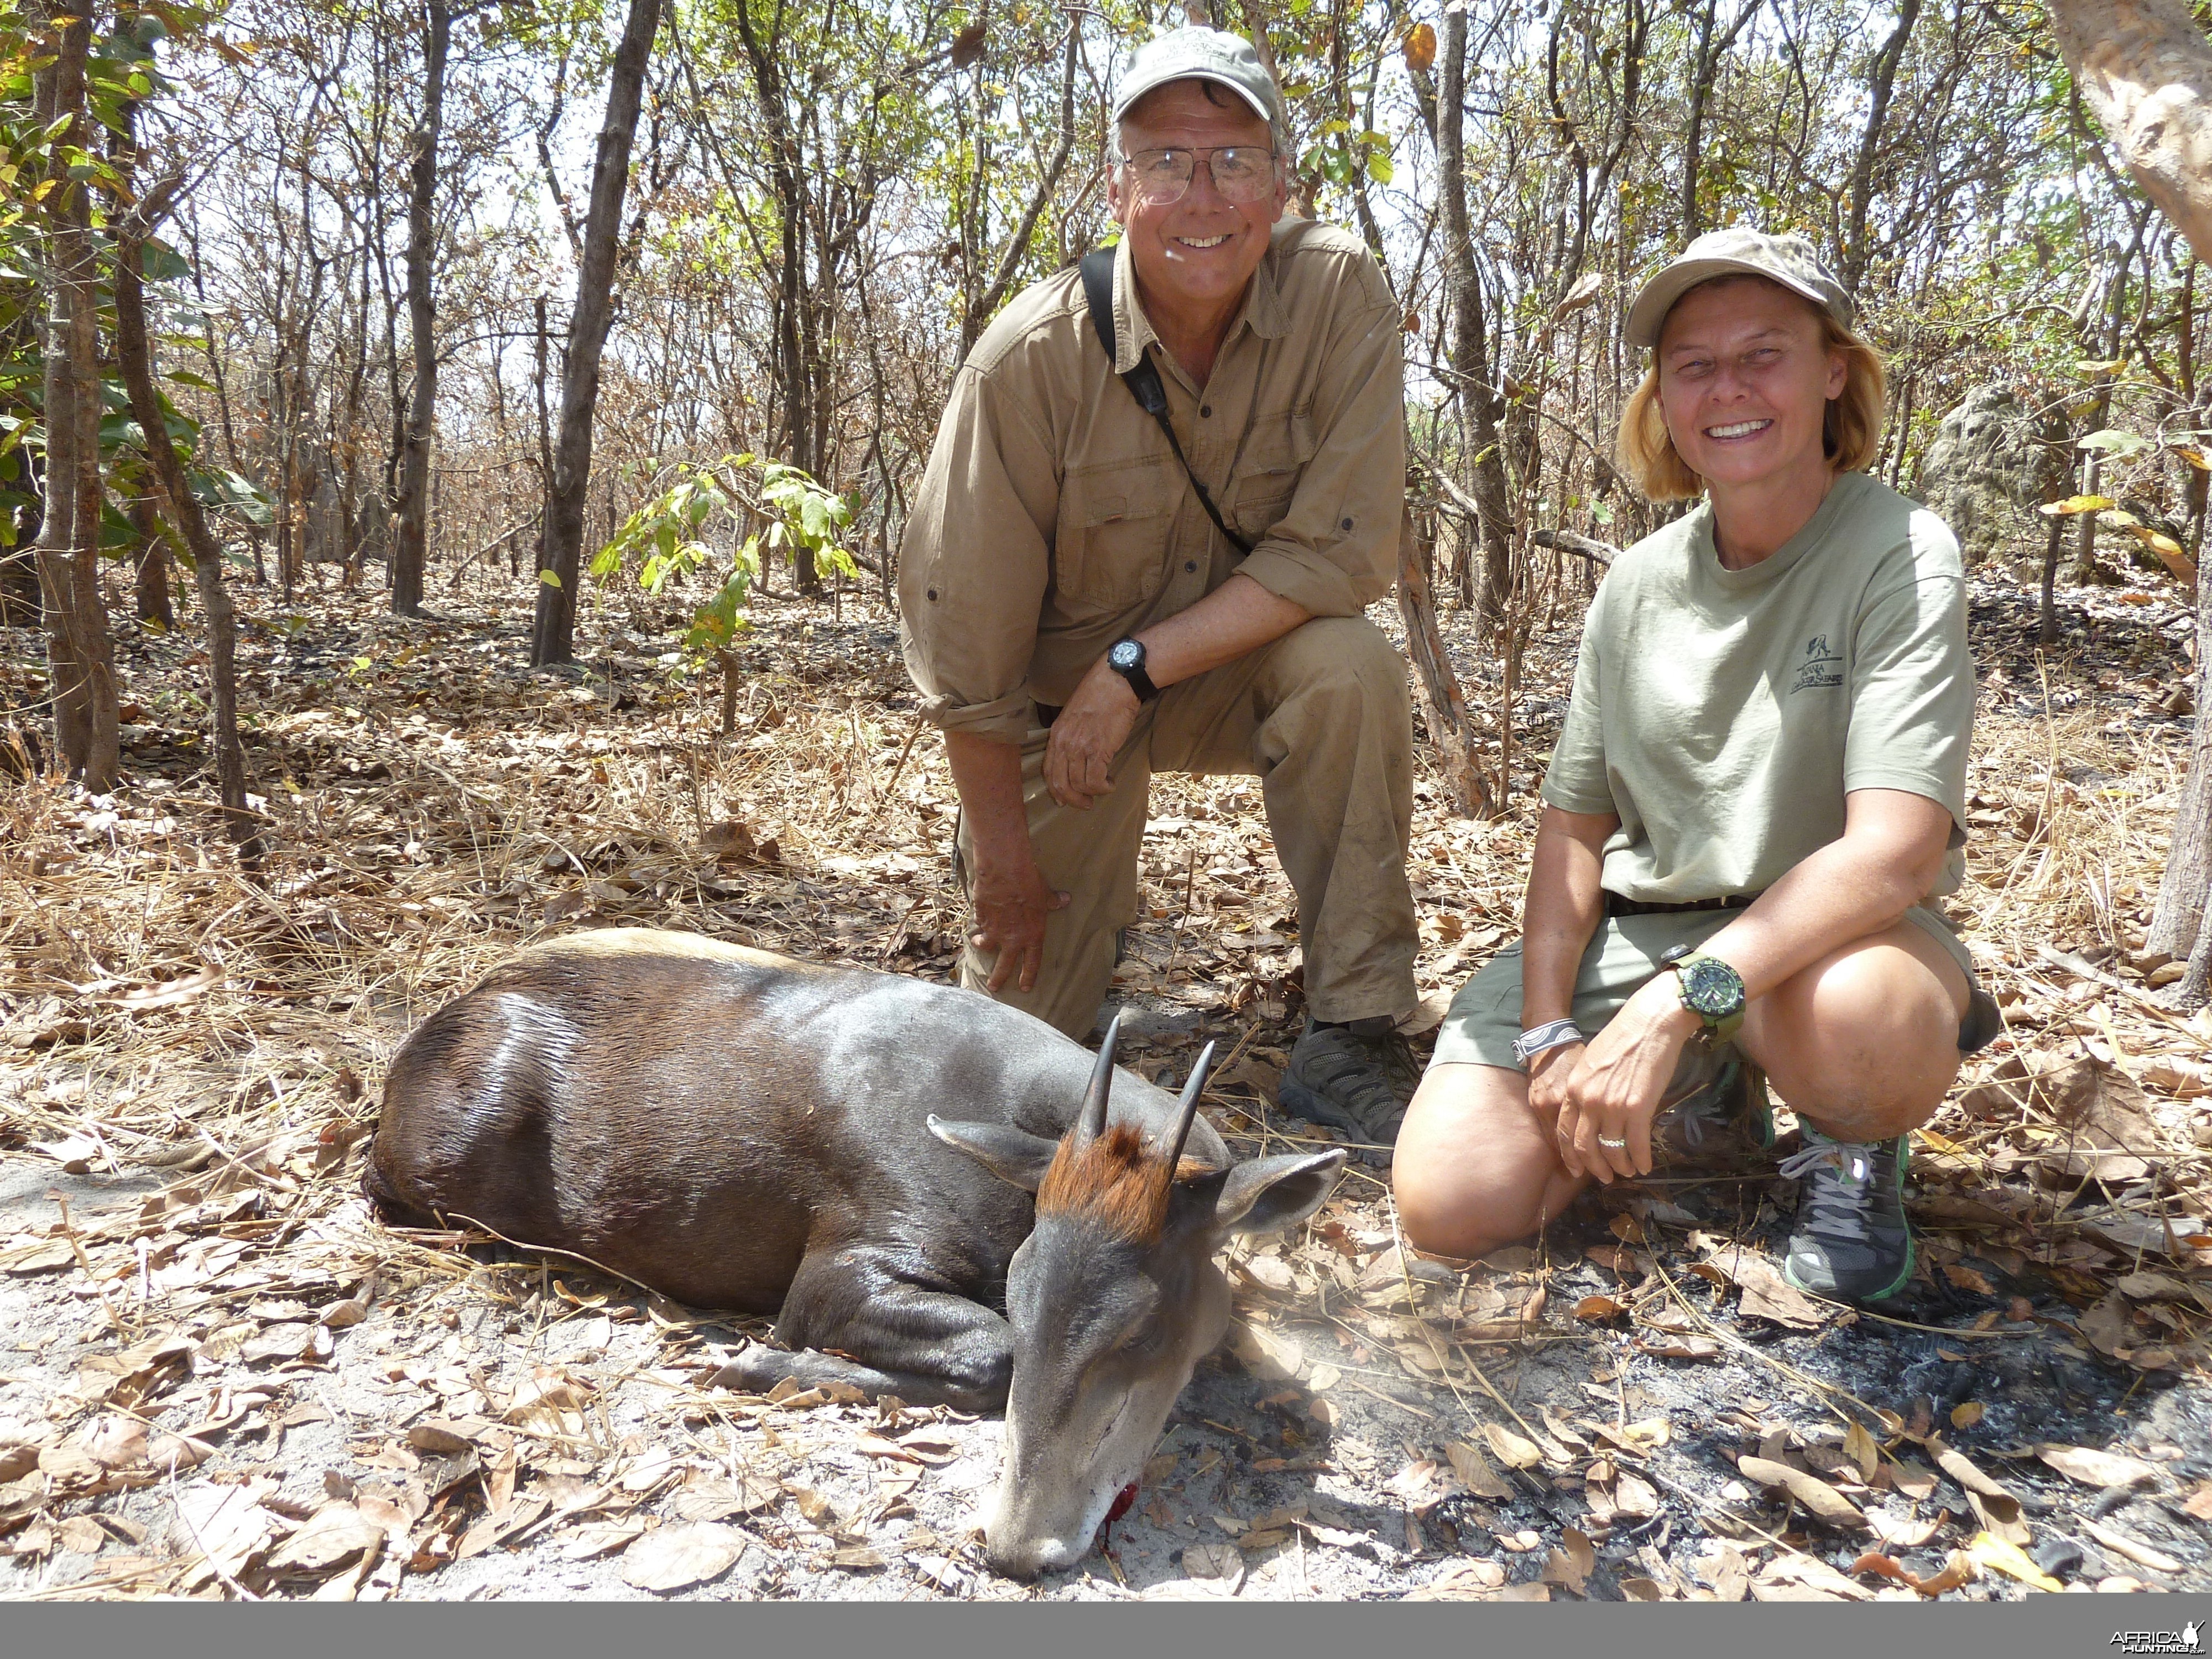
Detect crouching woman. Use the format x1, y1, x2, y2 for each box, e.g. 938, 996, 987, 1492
1393, 229, 1997, 1303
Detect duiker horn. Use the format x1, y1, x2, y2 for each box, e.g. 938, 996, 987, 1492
1157, 1040, 1215, 1177
1076, 1014, 1121, 1149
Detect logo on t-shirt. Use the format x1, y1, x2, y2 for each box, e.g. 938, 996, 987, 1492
1791, 633, 1844, 693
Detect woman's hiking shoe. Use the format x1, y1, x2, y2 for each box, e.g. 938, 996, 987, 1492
1651, 1049, 1773, 1168
1777, 1125, 1914, 1303
1280, 1018, 1422, 1155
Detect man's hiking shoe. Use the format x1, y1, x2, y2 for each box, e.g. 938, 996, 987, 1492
1778, 1125, 1914, 1303
1651, 1048, 1773, 1168
1280, 1019, 1421, 1154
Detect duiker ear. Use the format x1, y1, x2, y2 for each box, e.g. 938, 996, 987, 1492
1212, 1150, 1346, 1238
926, 1116, 1061, 1193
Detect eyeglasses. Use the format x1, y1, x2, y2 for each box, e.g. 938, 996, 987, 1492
1116, 145, 1280, 207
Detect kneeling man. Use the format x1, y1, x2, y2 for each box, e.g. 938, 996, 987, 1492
900, 27, 1422, 1142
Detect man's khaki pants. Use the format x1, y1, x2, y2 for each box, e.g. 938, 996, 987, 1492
956, 615, 1420, 1041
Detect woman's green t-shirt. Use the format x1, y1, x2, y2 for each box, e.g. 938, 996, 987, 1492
1540, 469, 1973, 904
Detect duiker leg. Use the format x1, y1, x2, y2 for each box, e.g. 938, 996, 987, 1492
722, 1246, 1014, 1411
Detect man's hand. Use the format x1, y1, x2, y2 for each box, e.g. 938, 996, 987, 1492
1551, 976, 1702, 1182
1045, 656, 1142, 809
943, 728, 1070, 993
968, 841, 1071, 993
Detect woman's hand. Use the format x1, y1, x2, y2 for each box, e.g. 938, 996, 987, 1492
1525, 1040, 1585, 1127
1552, 975, 1703, 1182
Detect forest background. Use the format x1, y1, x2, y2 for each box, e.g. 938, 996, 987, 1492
8, 0, 2212, 842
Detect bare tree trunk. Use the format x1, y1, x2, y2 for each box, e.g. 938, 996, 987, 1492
1840, 0, 1921, 291
130, 490, 173, 629
1396, 505, 1490, 819
2146, 505, 2212, 974
32, 0, 118, 790
2051, 0, 2212, 267
731, 2, 820, 592
959, 23, 1077, 352
2076, 211, 2151, 580
115, 194, 259, 859
391, 0, 448, 617
2038, 511, 2067, 647
1679, 0, 1762, 243
531, 0, 660, 667
1437, 8, 1514, 625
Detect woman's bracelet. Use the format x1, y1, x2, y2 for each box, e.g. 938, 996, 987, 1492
1511, 1018, 1586, 1068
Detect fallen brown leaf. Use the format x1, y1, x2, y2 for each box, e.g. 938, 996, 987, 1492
1444, 1440, 1513, 1499
1737, 1455, 1869, 1531
618, 1522, 748, 1593
405, 1420, 475, 1455
2081, 1517, 2181, 1573
560, 1519, 648, 1561
1943, 1262, 1996, 1297
1483, 1423, 1543, 1470
266, 1504, 384, 1574
1183, 1541, 1246, 1593
1843, 1420, 1880, 1483
1752, 1553, 1874, 1601
2036, 1443, 2158, 1490
1867, 1507, 1949, 1549
1402, 1558, 1503, 1600
1540, 1527, 1595, 1594
670, 1470, 780, 1522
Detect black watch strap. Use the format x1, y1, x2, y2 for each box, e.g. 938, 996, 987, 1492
1109, 639, 1159, 702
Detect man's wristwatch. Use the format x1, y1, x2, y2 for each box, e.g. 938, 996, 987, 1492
1106, 638, 1160, 702
1658, 945, 1746, 1045
1511, 1018, 1585, 1069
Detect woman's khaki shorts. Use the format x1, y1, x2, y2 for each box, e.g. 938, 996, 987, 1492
1430, 903, 1976, 1072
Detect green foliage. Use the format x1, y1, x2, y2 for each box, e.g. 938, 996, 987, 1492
590, 453, 856, 656
0, 0, 239, 556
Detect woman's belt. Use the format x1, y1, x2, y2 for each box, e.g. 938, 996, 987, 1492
1603, 890, 1763, 918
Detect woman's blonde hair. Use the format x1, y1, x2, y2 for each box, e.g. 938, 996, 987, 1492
1615, 276, 1887, 503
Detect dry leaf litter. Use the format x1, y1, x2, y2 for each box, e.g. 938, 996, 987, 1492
1, 568, 2210, 1601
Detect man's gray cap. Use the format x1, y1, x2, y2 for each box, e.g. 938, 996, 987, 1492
1625, 227, 1854, 349
1112, 27, 1288, 142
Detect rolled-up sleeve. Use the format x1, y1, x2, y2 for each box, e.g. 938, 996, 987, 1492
898, 364, 1061, 744
1236, 274, 1405, 617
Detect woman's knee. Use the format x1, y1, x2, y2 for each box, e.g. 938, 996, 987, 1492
1751, 927, 1965, 1129
1393, 1066, 1560, 1256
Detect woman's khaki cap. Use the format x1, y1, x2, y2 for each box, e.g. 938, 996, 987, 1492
1625, 227, 1853, 349
1112, 27, 1289, 144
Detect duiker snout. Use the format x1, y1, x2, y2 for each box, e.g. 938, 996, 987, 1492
987, 1425, 1150, 1575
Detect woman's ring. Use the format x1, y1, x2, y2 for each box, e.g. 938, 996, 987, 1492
1597, 1135, 1627, 1151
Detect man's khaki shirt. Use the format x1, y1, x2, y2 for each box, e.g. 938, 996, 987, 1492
899, 218, 1406, 744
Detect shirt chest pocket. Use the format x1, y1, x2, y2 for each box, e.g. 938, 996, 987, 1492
1054, 460, 1181, 613
1230, 408, 1318, 541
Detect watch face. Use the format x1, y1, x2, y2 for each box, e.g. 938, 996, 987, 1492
1109, 640, 1142, 672
1678, 956, 1743, 1018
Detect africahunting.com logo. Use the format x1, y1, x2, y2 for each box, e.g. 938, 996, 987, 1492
2112, 1623, 2201, 1655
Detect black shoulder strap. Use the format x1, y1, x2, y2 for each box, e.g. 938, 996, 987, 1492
1079, 247, 1254, 558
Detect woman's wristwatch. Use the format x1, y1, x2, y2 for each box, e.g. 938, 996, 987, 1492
1659, 945, 1746, 1045
1511, 1018, 1585, 1068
